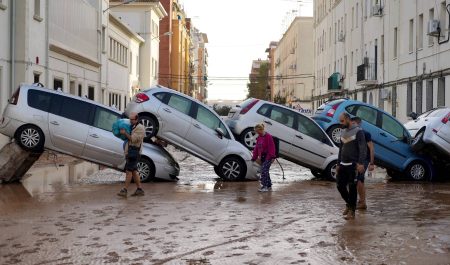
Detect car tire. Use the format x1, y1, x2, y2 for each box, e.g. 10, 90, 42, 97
137, 157, 155, 182
214, 166, 223, 177
324, 160, 338, 180
411, 128, 426, 152
310, 170, 323, 178
405, 161, 429, 181
15, 125, 45, 152
218, 157, 246, 181
240, 128, 257, 150
327, 125, 342, 145
139, 115, 158, 138
386, 168, 400, 178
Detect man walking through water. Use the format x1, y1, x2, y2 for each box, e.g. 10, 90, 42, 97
337, 113, 367, 220
118, 112, 146, 197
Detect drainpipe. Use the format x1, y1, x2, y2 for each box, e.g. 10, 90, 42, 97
415, 0, 418, 78
45, 0, 49, 86
10, 0, 16, 96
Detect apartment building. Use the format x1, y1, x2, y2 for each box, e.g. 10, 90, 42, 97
314, 0, 450, 123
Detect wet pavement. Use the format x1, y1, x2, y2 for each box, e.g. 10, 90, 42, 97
1, 149, 450, 265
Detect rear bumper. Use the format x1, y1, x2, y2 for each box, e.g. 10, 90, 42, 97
225, 119, 246, 136
424, 131, 450, 156
0, 117, 23, 139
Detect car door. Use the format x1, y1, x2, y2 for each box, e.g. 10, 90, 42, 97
26, 89, 51, 135
435, 110, 450, 145
377, 113, 410, 169
82, 106, 124, 168
264, 105, 296, 158
157, 93, 193, 146
48, 95, 92, 156
184, 103, 230, 164
290, 113, 336, 168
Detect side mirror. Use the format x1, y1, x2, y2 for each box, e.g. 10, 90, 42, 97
215, 127, 225, 138
408, 112, 418, 120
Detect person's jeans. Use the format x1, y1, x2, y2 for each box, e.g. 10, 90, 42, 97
336, 163, 358, 211
260, 160, 272, 188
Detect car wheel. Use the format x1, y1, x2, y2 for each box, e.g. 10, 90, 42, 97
137, 157, 155, 182
324, 160, 338, 180
411, 128, 426, 152
214, 166, 223, 177
219, 157, 246, 181
139, 115, 158, 138
15, 125, 45, 152
240, 128, 257, 150
310, 170, 323, 178
327, 125, 342, 145
405, 161, 429, 181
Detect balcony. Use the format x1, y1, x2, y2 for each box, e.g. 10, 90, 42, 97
356, 62, 377, 86
328, 72, 342, 91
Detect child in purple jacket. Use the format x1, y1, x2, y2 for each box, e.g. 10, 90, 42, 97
252, 123, 276, 192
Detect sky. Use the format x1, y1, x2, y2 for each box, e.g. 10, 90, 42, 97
182, 0, 313, 101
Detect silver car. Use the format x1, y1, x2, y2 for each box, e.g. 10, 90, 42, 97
123, 85, 258, 181
405, 107, 450, 157
226, 98, 339, 179
0, 84, 180, 182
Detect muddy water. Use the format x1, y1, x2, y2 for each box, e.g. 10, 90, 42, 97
1, 152, 450, 265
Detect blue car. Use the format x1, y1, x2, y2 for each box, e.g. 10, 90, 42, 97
312, 99, 434, 181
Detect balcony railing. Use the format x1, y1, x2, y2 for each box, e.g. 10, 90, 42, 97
356, 63, 377, 85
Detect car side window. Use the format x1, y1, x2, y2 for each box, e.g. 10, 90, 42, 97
58, 97, 92, 124
269, 106, 294, 128
28, 90, 52, 112
94, 107, 120, 132
345, 105, 357, 115
154, 92, 166, 102
296, 114, 328, 142
167, 94, 192, 115
381, 114, 404, 139
355, 105, 378, 125
257, 104, 270, 117
195, 105, 230, 138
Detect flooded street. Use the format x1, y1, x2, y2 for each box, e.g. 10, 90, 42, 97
1, 150, 450, 265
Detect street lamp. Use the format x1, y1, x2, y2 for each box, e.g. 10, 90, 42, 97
151, 31, 173, 40
103, 0, 136, 13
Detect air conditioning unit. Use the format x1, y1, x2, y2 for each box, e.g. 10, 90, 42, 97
380, 88, 391, 101
338, 31, 345, 42
371, 4, 382, 17
428, 20, 440, 37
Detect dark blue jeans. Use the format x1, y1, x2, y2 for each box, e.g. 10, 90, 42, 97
260, 160, 272, 188
336, 163, 358, 211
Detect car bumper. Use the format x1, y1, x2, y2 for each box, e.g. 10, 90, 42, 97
244, 159, 259, 180
424, 130, 450, 156
154, 160, 180, 181
0, 117, 23, 138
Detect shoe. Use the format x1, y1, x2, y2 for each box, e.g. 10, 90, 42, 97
258, 187, 269, 192
357, 202, 367, 210
131, 188, 145, 196
344, 210, 355, 220
342, 206, 350, 215
117, 188, 127, 197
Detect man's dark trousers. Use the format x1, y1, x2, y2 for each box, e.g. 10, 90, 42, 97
337, 163, 358, 210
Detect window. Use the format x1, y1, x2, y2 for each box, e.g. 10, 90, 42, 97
438, 77, 445, 106
257, 104, 271, 116
394, 27, 398, 58
94, 107, 119, 132
355, 105, 378, 125
154, 92, 167, 102
102, 26, 106, 53
418, 14, 424, 49
34, 0, 42, 21
352, 7, 355, 29
59, 97, 92, 124
356, 3, 359, 28
426, 80, 433, 110
167, 94, 192, 115
429, 9, 435, 46
381, 35, 384, 63
392, 86, 397, 117
196, 105, 220, 131
441, 2, 448, 33
130, 52, 133, 74
88, 86, 95, 100
269, 106, 294, 128
296, 114, 327, 143
409, 19, 414, 53
381, 114, 404, 139
407, 83, 413, 114
53, 78, 63, 90
78, 84, 82, 97
416, 81, 423, 114
108, 38, 128, 66
28, 90, 51, 112
33, 73, 40, 83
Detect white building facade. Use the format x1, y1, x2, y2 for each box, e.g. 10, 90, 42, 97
314, 0, 450, 123
274, 16, 314, 113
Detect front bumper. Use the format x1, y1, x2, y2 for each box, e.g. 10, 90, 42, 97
244, 159, 260, 180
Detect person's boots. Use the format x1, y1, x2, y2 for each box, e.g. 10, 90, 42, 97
344, 209, 355, 220
342, 205, 350, 215
357, 200, 367, 210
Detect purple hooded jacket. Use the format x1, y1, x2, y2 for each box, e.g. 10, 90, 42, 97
252, 132, 276, 161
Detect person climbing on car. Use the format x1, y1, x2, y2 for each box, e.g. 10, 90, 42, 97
351, 116, 375, 210
118, 112, 146, 197
251, 123, 276, 192
336, 113, 367, 220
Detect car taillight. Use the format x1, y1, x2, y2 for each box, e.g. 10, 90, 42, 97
442, 112, 450, 124
326, 102, 342, 117
240, 99, 259, 114
135, 93, 149, 103
9, 87, 20, 105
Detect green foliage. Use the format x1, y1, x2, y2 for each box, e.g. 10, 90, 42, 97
213, 104, 232, 116
247, 62, 270, 100
273, 91, 287, 105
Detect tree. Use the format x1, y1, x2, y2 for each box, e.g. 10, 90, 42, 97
213, 104, 232, 116
273, 91, 287, 105
247, 62, 269, 100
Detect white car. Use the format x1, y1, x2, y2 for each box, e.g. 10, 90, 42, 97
226, 98, 339, 179
123, 85, 258, 181
0, 84, 180, 182
405, 107, 450, 157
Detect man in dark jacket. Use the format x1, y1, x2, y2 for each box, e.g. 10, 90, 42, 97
336, 113, 367, 220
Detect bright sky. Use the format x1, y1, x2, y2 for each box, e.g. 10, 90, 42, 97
182, 0, 313, 101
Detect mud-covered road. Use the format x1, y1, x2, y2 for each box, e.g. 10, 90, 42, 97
1, 150, 450, 265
